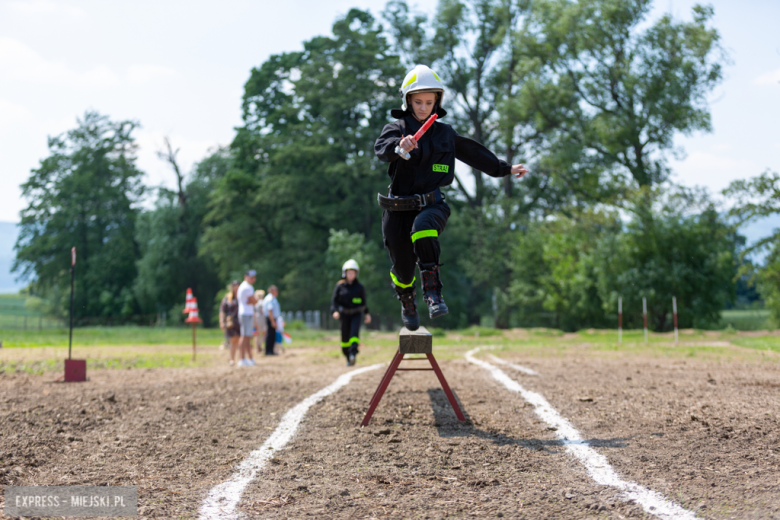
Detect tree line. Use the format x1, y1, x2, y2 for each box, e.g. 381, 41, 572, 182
12, 0, 778, 330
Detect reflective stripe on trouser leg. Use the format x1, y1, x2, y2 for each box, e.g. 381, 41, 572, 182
390, 271, 415, 289
411, 229, 438, 243
382, 210, 420, 293
340, 314, 361, 357
410, 203, 449, 267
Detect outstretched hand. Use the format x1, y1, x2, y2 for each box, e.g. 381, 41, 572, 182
511, 164, 529, 178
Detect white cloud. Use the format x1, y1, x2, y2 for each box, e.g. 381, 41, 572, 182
753, 68, 780, 86
0, 98, 31, 123
672, 149, 760, 193
126, 64, 179, 86
0, 37, 119, 86
5, 0, 86, 19
0, 37, 178, 89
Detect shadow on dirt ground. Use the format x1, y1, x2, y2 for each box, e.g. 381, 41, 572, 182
428, 388, 633, 453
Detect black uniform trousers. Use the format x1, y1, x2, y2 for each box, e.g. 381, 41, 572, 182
382, 201, 450, 291
340, 313, 362, 358
265, 317, 276, 356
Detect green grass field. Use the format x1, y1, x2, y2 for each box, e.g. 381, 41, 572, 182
720, 309, 771, 330
2, 289, 779, 375
2, 323, 780, 376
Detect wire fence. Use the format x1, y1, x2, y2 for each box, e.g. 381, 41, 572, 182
0, 314, 66, 331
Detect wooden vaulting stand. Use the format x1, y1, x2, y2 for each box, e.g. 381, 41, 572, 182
361, 326, 466, 426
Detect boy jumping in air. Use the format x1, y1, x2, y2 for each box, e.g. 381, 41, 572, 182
375, 65, 528, 330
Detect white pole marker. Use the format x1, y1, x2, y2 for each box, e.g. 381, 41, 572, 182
466, 349, 699, 520
618, 297, 622, 344
643, 297, 648, 343
673, 296, 678, 343
199, 364, 383, 520
488, 354, 539, 376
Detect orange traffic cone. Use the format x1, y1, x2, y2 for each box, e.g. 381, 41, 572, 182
185, 297, 203, 323
183, 288, 195, 314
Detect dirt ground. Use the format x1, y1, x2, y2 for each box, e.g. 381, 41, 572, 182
1, 344, 779, 519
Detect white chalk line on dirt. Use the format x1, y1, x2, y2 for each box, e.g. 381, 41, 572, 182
198, 364, 383, 520
466, 349, 699, 520
487, 354, 540, 376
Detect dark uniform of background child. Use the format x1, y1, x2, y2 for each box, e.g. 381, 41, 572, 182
331, 259, 371, 366
374, 65, 528, 330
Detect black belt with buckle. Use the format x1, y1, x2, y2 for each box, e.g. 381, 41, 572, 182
377, 188, 444, 211
338, 306, 366, 316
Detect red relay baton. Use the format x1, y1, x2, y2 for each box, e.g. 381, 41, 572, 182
413, 113, 438, 140
395, 114, 438, 160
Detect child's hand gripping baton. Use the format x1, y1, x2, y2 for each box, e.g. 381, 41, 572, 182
394, 114, 438, 160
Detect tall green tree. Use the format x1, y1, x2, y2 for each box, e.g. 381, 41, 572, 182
13, 111, 144, 319
509, 210, 619, 330
134, 146, 228, 326
202, 9, 405, 316
725, 170, 780, 324
595, 187, 737, 330
520, 0, 725, 189
507, 187, 737, 331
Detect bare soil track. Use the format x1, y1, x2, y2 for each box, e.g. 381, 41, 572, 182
1, 350, 779, 519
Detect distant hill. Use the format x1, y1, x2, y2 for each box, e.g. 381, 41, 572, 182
740, 215, 780, 264
0, 222, 23, 293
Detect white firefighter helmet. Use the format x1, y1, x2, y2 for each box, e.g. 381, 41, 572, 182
342, 259, 360, 278
400, 65, 445, 111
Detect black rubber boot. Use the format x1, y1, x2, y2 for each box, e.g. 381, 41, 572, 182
396, 289, 420, 331
420, 265, 448, 319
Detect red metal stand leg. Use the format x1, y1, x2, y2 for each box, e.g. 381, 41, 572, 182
361, 351, 404, 426
427, 353, 466, 421
365, 353, 399, 411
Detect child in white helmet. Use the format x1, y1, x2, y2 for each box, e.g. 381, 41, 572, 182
375, 64, 528, 330
331, 259, 371, 366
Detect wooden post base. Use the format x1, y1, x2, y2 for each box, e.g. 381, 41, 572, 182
361, 327, 465, 426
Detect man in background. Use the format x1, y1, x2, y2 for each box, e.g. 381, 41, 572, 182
237, 270, 259, 366
262, 285, 281, 356
253, 289, 266, 354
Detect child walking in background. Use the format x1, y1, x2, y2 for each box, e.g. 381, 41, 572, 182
331, 259, 371, 366
374, 64, 529, 330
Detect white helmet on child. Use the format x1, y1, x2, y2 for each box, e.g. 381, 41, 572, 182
342, 259, 360, 278
400, 65, 445, 111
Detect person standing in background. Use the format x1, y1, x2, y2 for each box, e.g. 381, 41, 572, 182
219, 281, 241, 366
253, 289, 266, 354
262, 285, 281, 356
331, 259, 371, 366
237, 270, 259, 366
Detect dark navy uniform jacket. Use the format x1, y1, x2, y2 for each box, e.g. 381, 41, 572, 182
374, 108, 513, 197
330, 279, 369, 315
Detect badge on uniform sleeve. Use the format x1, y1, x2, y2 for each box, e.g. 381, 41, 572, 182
432, 164, 449, 172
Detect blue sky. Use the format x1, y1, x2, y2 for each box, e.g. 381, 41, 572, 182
1, 0, 779, 291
